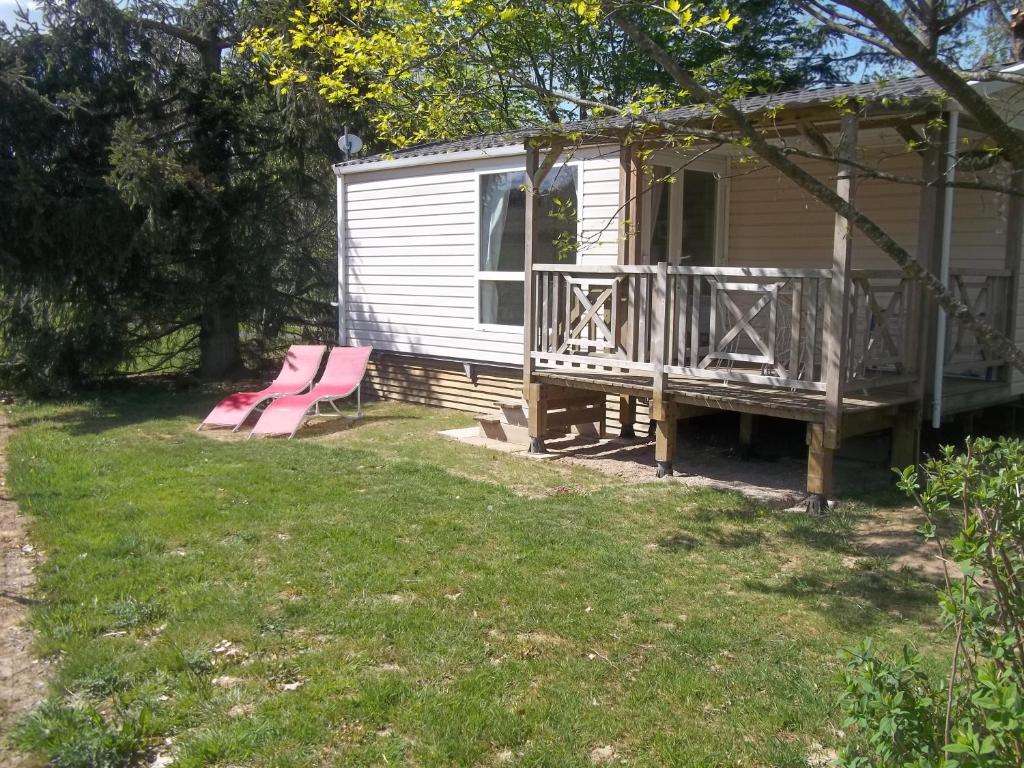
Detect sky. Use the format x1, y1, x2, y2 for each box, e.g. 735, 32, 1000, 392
0, 0, 41, 27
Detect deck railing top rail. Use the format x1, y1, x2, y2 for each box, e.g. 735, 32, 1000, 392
533, 263, 834, 278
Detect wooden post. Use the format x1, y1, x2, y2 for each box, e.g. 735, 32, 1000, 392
524, 141, 546, 454
890, 405, 920, 470
526, 382, 547, 454
815, 115, 858, 505
618, 396, 637, 438
1005, 170, 1024, 391
648, 260, 672, 457
738, 413, 754, 460
616, 141, 642, 438
617, 143, 634, 265
625, 147, 645, 266
652, 394, 677, 478
806, 424, 833, 513
651, 261, 670, 389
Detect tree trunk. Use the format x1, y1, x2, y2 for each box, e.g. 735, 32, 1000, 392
199, 301, 241, 380
1011, 9, 1024, 61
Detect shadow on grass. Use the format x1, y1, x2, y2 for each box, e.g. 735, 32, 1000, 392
742, 564, 938, 633
10, 380, 213, 435
224, 413, 413, 442
653, 526, 765, 553
10, 380, 408, 441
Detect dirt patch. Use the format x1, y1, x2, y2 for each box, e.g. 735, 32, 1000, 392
508, 433, 809, 507
852, 506, 957, 583
589, 744, 621, 764
0, 406, 48, 765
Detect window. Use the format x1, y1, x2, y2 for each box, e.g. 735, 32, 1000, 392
681, 169, 718, 266
478, 165, 579, 326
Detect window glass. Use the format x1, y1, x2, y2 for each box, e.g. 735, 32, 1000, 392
478, 281, 524, 326
648, 165, 672, 263
681, 169, 717, 266
478, 166, 578, 325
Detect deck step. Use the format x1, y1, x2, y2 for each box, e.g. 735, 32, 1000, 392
474, 413, 567, 445
496, 400, 528, 427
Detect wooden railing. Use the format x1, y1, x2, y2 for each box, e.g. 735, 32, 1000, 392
844, 270, 919, 391
530, 264, 926, 395
943, 269, 1012, 379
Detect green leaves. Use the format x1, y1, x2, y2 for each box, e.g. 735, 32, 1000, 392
839, 437, 1024, 767
245, 1, 829, 149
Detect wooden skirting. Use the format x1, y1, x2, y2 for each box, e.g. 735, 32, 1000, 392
362, 352, 651, 430
363, 353, 522, 414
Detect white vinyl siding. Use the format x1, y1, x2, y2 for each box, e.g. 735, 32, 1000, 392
343, 145, 620, 365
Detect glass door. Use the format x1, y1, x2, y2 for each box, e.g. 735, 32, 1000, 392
643, 163, 723, 267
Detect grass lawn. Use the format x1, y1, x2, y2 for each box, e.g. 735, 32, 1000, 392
6, 386, 947, 767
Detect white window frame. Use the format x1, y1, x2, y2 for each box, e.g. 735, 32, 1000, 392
474, 159, 583, 331
644, 150, 730, 266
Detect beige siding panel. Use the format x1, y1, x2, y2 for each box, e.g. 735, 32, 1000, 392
579, 151, 622, 265
728, 141, 1008, 274
728, 149, 923, 271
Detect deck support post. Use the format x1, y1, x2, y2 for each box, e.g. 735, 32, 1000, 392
616, 141, 645, 398
523, 140, 545, 454
615, 141, 639, 441
652, 395, 677, 477
738, 413, 754, 460
648, 258, 672, 451
526, 382, 547, 454
806, 424, 833, 513
814, 114, 858, 507
618, 396, 637, 438
890, 404, 921, 470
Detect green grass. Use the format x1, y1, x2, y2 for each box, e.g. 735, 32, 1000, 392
6, 386, 948, 767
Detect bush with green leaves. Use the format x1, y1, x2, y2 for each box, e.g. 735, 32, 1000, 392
838, 437, 1024, 767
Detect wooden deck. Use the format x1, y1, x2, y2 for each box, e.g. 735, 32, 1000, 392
534, 370, 918, 423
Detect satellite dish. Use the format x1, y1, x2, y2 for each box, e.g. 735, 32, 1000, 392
337, 131, 363, 158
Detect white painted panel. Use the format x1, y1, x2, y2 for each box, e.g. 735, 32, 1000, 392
348, 223, 478, 239
346, 181, 476, 202
347, 202, 476, 219
348, 284, 475, 298
347, 244, 477, 257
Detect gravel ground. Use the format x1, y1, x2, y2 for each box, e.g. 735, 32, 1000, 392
0, 407, 48, 767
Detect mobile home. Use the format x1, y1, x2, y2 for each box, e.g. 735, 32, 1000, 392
334, 74, 1024, 505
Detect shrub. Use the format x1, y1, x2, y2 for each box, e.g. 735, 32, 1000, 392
838, 437, 1024, 767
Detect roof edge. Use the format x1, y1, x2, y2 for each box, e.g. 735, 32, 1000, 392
334, 141, 528, 176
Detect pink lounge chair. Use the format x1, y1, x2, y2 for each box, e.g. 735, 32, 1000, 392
198, 345, 328, 432
249, 346, 372, 438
